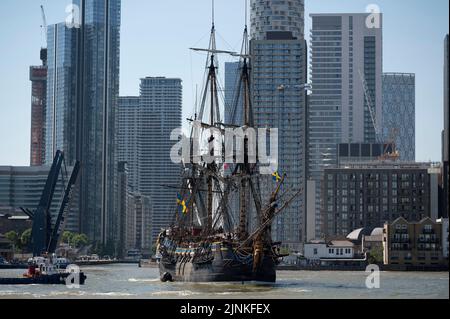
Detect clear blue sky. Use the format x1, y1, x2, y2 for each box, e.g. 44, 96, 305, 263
0, 0, 448, 165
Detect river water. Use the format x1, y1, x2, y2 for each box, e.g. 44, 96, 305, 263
0, 264, 448, 299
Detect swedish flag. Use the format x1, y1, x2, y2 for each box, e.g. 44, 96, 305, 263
272, 171, 282, 183
177, 194, 189, 214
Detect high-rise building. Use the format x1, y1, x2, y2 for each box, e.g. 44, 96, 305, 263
138, 77, 182, 243
73, 0, 121, 245
322, 163, 440, 238
308, 13, 383, 239
250, 0, 304, 41
224, 62, 243, 126
443, 34, 449, 218
382, 73, 416, 162
117, 97, 140, 191
45, 23, 78, 165
250, 0, 307, 251
29, 50, 47, 167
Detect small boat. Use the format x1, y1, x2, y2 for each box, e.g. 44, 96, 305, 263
0, 256, 86, 285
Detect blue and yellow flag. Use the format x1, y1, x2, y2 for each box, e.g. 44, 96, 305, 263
176, 194, 189, 214
272, 171, 282, 183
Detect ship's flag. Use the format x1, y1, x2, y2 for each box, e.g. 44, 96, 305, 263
177, 194, 189, 214
272, 171, 282, 183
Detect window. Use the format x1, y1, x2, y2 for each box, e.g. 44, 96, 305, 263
314, 248, 318, 255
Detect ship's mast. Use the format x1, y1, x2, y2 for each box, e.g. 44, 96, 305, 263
190, 0, 223, 233
233, 11, 263, 241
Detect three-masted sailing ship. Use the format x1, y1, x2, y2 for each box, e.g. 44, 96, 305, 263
156, 8, 301, 283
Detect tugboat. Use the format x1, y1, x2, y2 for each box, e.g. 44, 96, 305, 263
0, 255, 86, 285
0, 150, 85, 285
157, 3, 301, 283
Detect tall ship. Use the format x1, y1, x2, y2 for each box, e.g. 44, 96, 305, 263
157, 7, 301, 283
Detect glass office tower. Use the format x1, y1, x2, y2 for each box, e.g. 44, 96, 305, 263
73, 0, 121, 245
382, 73, 416, 162
45, 23, 77, 166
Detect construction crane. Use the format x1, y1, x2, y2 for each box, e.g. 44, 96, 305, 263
358, 70, 400, 161
358, 69, 381, 143
39, 5, 48, 65
20, 151, 80, 257
379, 127, 400, 161
40, 5, 47, 48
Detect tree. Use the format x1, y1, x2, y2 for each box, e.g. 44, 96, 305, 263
61, 231, 74, 246
368, 246, 384, 265
4, 231, 20, 252
72, 234, 89, 248
20, 229, 32, 251
4, 231, 18, 245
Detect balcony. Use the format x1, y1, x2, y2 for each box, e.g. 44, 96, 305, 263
418, 238, 439, 244
391, 239, 410, 244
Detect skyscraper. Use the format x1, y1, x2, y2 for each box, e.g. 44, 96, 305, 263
117, 97, 140, 191
74, 0, 121, 245
138, 77, 182, 243
29, 49, 47, 166
382, 73, 416, 162
308, 13, 383, 239
250, 0, 307, 251
45, 23, 78, 165
250, 0, 304, 41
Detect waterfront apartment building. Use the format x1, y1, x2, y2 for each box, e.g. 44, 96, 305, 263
250, 0, 307, 251
73, 0, 122, 246
308, 13, 383, 239
138, 77, 182, 244
322, 163, 440, 238
0, 166, 79, 233
117, 97, 140, 191
382, 73, 416, 162
29, 49, 47, 167
383, 217, 445, 267
45, 23, 78, 165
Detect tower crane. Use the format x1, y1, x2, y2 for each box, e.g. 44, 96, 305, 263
358, 69, 381, 143
359, 70, 400, 161
39, 5, 48, 65
40, 5, 48, 49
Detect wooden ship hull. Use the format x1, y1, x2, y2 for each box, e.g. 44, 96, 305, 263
158, 241, 277, 283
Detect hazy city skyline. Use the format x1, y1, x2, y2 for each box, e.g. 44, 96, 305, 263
0, 0, 448, 166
